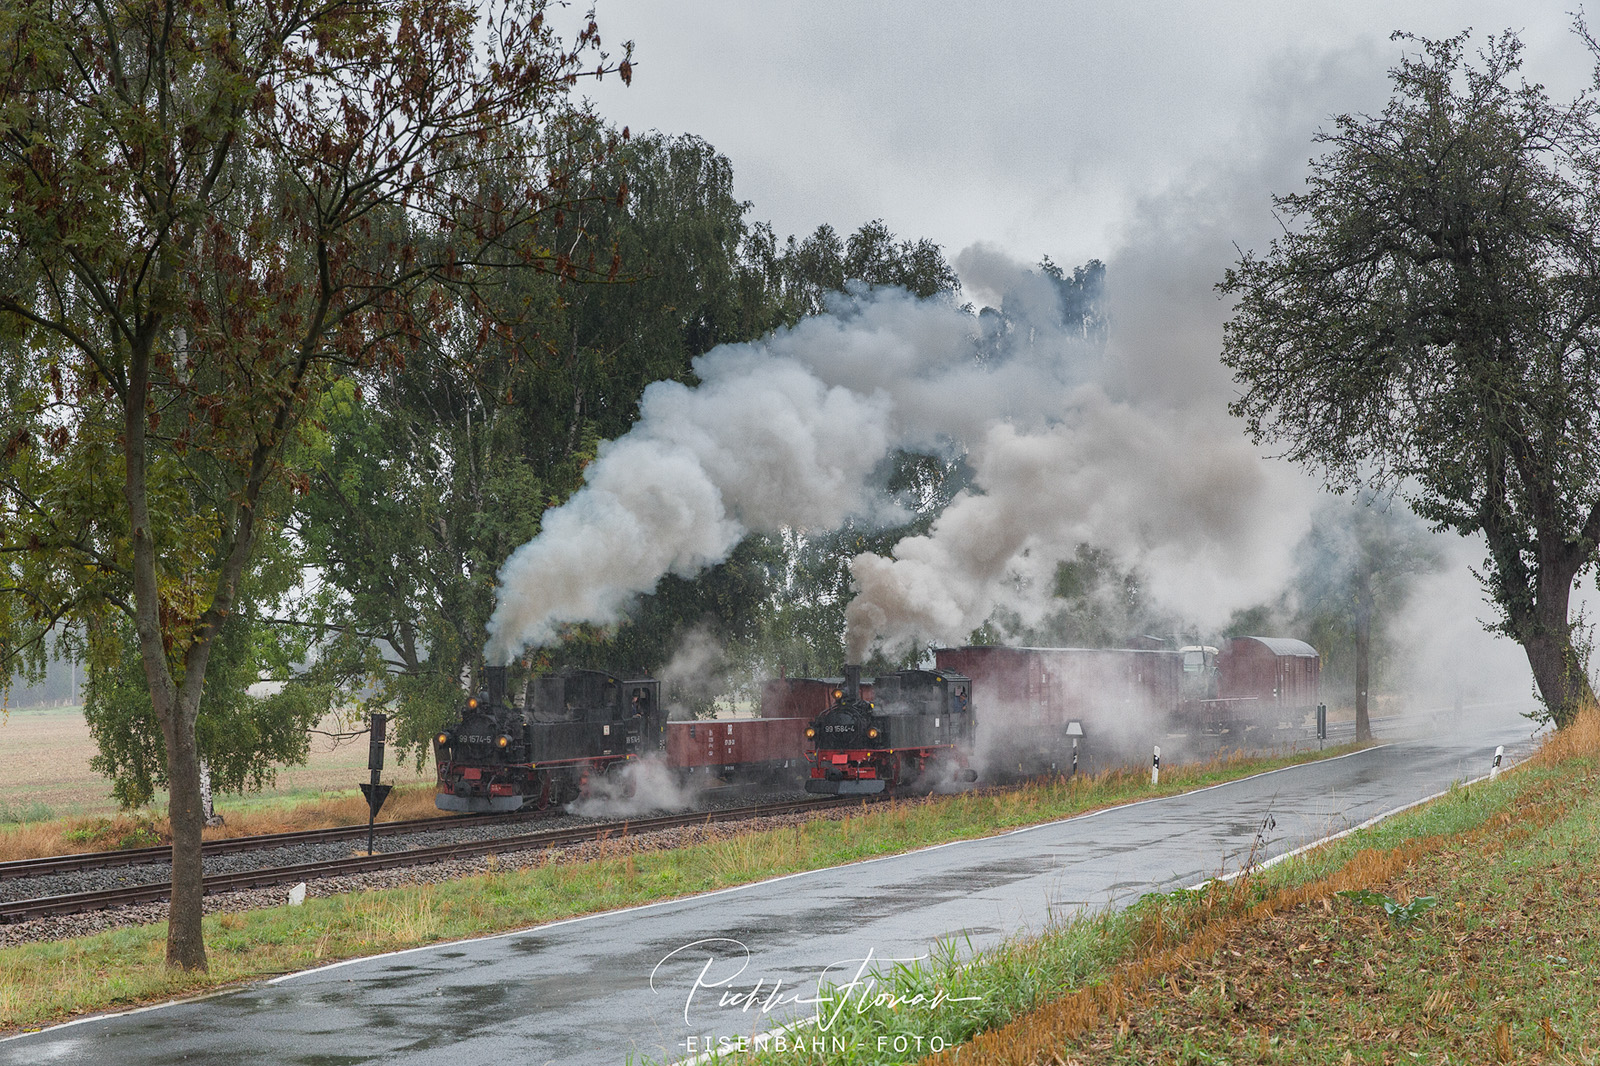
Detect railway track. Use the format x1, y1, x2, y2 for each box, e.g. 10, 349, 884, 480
0, 714, 1435, 925
0, 796, 863, 923
1320, 712, 1406, 740
0, 807, 555, 882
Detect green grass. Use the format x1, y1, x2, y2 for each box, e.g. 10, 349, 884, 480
0, 743, 1366, 1034
0, 801, 55, 825
711, 753, 1600, 1066
1068, 764, 1600, 1065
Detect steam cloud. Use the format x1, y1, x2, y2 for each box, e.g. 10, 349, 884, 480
486, 46, 1496, 671
485, 250, 1312, 664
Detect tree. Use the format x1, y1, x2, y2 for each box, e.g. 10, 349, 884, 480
0, 0, 626, 969
1220, 31, 1600, 728
770, 220, 960, 323
294, 131, 773, 754
1291, 495, 1443, 740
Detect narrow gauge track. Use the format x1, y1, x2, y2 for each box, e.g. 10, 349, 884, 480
0, 807, 559, 883
0, 796, 866, 923
1320, 712, 1405, 740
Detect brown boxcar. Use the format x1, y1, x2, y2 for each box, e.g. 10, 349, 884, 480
935, 639, 1322, 773
934, 645, 1181, 725
934, 645, 1184, 773
1214, 635, 1321, 723
664, 716, 812, 780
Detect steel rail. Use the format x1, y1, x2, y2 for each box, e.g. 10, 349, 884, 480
0, 807, 564, 883
0, 796, 865, 923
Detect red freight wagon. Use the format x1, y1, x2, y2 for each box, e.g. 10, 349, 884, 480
664, 717, 811, 780
934, 645, 1185, 772
1217, 635, 1319, 716
934, 645, 1182, 726
760, 677, 874, 719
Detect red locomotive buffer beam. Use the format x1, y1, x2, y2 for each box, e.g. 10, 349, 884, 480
806, 748, 888, 793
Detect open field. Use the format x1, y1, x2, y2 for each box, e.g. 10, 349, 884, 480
0, 706, 431, 825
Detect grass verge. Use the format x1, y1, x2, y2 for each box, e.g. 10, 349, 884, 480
709, 713, 1600, 1066
0, 742, 1360, 1034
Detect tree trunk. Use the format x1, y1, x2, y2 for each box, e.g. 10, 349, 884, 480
161, 703, 209, 970
124, 333, 209, 971
1354, 567, 1373, 743
1522, 577, 1597, 728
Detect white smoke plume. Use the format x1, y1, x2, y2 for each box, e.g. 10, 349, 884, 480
484, 47, 1406, 667
656, 625, 731, 719
484, 286, 1114, 662
484, 260, 1314, 664
564, 755, 697, 818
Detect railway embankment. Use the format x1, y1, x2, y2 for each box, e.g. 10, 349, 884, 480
0, 742, 1359, 1035
721, 710, 1600, 1066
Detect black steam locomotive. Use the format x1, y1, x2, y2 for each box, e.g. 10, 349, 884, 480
434, 665, 661, 812
805, 666, 977, 794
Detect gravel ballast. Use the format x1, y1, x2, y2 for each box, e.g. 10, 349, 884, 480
0, 789, 864, 948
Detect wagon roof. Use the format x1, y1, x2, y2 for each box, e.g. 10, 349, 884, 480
1232, 635, 1318, 657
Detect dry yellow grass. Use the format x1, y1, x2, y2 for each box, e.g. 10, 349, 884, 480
0, 706, 438, 860
1532, 702, 1600, 764
0, 785, 450, 862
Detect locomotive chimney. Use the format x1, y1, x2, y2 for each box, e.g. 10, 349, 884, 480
484, 664, 508, 707
844, 664, 861, 700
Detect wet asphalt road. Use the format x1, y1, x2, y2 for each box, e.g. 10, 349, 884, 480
2, 709, 1541, 1066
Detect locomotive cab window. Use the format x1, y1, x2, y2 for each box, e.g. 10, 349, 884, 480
528, 677, 573, 722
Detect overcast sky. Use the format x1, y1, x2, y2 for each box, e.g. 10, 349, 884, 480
555, 2, 1593, 694
573, 2, 1592, 273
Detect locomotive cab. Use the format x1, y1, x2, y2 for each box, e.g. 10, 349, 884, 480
805, 668, 974, 795
435, 666, 662, 813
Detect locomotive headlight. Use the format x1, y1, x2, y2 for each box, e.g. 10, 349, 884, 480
496, 734, 511, 749
867, 728, 880, 740
832, 689, 843, 699
467, 697, 478, 709
436, 732, 451, 747
805, 727, 816, 738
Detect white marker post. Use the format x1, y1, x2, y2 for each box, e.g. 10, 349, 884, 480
1151, 745, 1161, 786
1490, 745, 1504, 780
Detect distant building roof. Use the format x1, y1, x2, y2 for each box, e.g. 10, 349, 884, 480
1233, 636, 1318, 658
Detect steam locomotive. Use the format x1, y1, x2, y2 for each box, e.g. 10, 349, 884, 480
803, 666, 978, 794
433, 636, 1321, 812
434, 665, 661, 811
